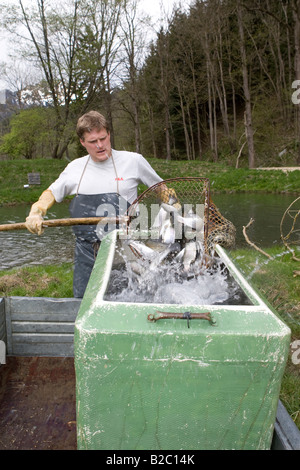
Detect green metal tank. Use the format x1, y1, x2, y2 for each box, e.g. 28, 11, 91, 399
74, 230, 290, 450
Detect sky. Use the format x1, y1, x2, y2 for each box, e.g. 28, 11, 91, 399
0, 0, 192, 89
139, 0, 185, 20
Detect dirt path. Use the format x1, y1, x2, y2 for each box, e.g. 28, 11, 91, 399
256, 167, 300, 173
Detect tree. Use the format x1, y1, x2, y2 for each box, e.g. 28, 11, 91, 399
242, 0, 300, 165
236, 0, 256, 168
292, 0, 300, 165
1, 0, 299, 165
114, 0, 159, 154
1, 0, 124, 158
0, 107, 55, 159
116, 0, 143, 153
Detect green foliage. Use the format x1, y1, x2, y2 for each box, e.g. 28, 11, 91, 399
1, 0, 300, 166
0, 108, 57, 159
130, 0, 300, 165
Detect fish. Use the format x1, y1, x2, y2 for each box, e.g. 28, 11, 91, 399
128, 238, 173, 256
126, 238, 181, 272
127, 203, 205, 277
175, 210, 204, 241
182, 241, 197, 272
160, 202, 179, 213
149, 242, 181, 272
144, 239, 171, 252
152, 206, 176, 243
152, 206, 168, 228
174, 240, 203, 273
126, 240, 156, 260
153, 206, 204, 243
160, 218, 176, 244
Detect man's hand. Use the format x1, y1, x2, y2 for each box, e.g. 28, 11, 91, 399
25, 189, 55, 236
25, 213, 45, 235
157, 186, 182, 211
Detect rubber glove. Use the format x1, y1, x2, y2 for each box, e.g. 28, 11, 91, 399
158, 186, 181, 211
25, 189, 55, 235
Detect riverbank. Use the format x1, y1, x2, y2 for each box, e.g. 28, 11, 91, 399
0, 158, 299, 206
232, 247, 300, 431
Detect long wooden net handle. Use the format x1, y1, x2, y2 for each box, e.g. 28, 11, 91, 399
0, 216, 129, 232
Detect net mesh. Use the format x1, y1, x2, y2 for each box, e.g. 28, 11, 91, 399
127, 177, 236, 254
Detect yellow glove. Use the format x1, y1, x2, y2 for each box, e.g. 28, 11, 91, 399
158, 186, 181, 211
25, 189, 55, 235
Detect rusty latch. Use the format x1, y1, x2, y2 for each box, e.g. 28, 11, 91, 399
147, 311, 216, 328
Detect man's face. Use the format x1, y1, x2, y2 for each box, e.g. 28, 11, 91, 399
80, 128, 112, 162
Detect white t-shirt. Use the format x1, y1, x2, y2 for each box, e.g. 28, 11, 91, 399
49, 150, 162, 204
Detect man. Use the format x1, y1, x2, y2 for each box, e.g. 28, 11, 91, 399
25, 110, 164, 298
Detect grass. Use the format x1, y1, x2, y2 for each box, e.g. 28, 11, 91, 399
148, 159, 300, 194
0, 263, 74, 298
231, 246, 300, 430
0, 158, 299, 206
0, 159, 68, 205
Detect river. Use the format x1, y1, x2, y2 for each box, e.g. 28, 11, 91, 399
0, 193, 298, 270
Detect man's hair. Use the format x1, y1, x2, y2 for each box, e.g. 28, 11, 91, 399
76, 111, 110, 140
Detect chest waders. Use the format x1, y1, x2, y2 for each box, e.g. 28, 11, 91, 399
69, 156, 129, 298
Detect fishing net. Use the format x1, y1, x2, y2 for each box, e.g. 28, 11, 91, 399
127, 177, 236, 254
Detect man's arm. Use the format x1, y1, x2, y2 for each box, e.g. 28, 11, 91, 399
25, 189, 56, 235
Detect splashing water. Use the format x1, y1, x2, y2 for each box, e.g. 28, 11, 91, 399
104, 241, 251, 305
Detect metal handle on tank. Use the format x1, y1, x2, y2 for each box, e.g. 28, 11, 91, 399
147, 311, 216, 328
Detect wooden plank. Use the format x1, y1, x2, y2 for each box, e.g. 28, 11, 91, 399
5, 297, 13, 355
0, 298, 6, 343
10, 312, 77, 322
272, 400, 300, 450
12, 322, 75, 334
4, 297, 81, 357
12, 342, 74, 357
11, 333, 74, 357
0, 298, 6, 364
12, 333, 74, 343
8, 297, 81, 314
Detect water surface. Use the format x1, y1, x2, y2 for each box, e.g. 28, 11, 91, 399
0, 193, 297, 270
